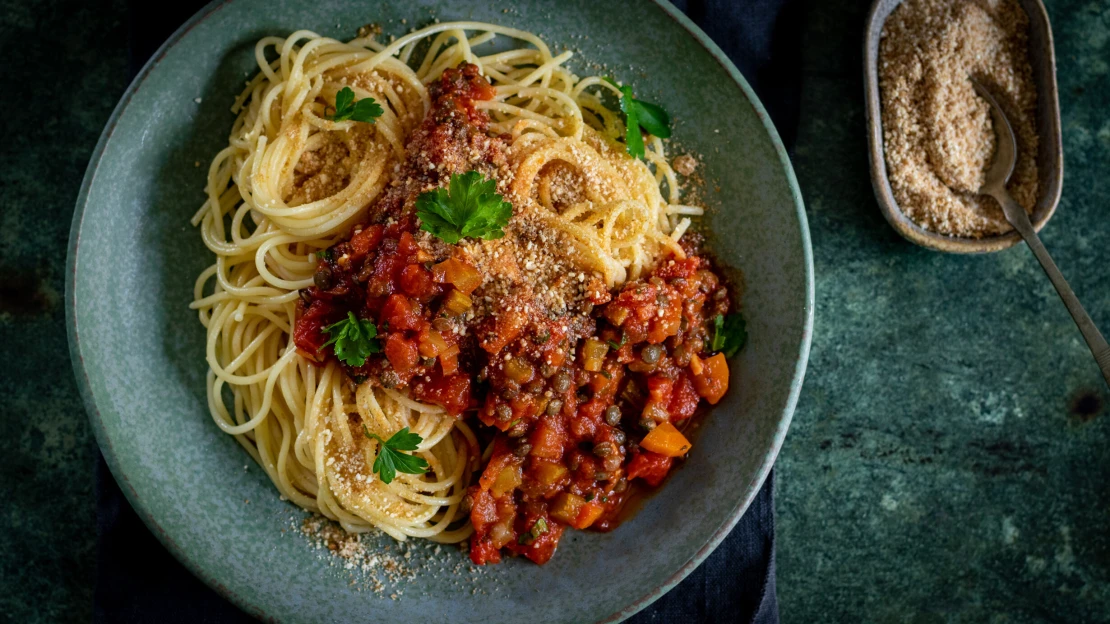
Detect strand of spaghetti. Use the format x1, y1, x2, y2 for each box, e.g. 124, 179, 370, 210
515, 50, 574, 88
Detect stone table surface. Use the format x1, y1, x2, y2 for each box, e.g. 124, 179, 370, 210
1, 0, 1107, 622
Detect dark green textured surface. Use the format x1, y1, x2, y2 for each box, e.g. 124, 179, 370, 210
778, 0, 1110, 622
0, 0, 1106, 622
0, 0, 127, 622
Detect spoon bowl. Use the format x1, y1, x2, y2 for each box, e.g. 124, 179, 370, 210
972, 79, 1017, 193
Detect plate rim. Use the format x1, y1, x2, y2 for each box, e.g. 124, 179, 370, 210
65, 1, 814, 621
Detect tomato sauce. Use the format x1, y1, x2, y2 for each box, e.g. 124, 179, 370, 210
292, 63, 736, 566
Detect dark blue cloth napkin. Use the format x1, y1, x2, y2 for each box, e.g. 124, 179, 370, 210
96, 2, 800, 621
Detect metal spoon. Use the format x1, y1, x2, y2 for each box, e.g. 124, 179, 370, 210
972, 79, 1110, 387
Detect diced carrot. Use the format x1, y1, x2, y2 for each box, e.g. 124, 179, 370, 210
573, 502, 605, 530
550, 492, 585, 525
504, 357, 535, 384
691, 352, 729, 404
530, 460, 568, 488
442, 289, 472, 316
439, 344, 460, 376
529, 418, 565, 459
431, 257, 483, 294
639, 421, 692, 457
581, 338, 608, 372
490, 463, 522, 498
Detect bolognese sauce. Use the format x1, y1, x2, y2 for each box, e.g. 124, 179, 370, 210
294, 62, 735, 565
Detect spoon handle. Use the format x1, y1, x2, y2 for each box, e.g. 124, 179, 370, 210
992, 189, 1110, 387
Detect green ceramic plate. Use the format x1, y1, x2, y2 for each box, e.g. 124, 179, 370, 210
67, 1, 812, 621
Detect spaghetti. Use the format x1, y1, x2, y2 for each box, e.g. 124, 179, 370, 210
190, 20, 728, 559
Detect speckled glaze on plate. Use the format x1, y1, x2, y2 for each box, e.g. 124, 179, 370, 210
66, 1, 813, 621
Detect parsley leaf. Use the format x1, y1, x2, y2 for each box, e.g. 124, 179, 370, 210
710, 313, 747, 358
518, 517, 549, 544
416, 171, 513, 244
607, 80, 672, 159
322, 311, 380, 367
363, 425, 429, 484
328, 86, 384, 123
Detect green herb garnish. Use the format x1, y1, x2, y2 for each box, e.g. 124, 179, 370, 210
415, 171, 513, 244
518, 517, 549, 544
599, 370, 612, 380
328, 86, 384, 123
606, 334, 627, 351
362, 425, 429, 484
605, 78, 672, 159
710, 313, 747, 358
317, 247, 333, 262
322, 311, 380, 367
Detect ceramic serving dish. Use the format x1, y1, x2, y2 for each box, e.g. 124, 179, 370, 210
863, 0, 1063, 253
66, 0, 813, 621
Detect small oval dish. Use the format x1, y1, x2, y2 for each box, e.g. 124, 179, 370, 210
863, 0, 1063, 254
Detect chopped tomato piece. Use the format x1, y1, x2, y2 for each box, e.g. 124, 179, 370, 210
478, 439, 514, 492
384, 334, 418, 373
469, 486, 498, 531
411, 372, 471, 416
480, 308, 527, 354
667, 373, 700, 422
380, 294, 420, 331
347, 225, 383, 261
396, 231, 420, 260
399, 264, 440, 300
469, 538, 501, 565
626, 451, 673, 487
518, 520, 564, 565
571, 399, 604, 439
292, 299, 339, 360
